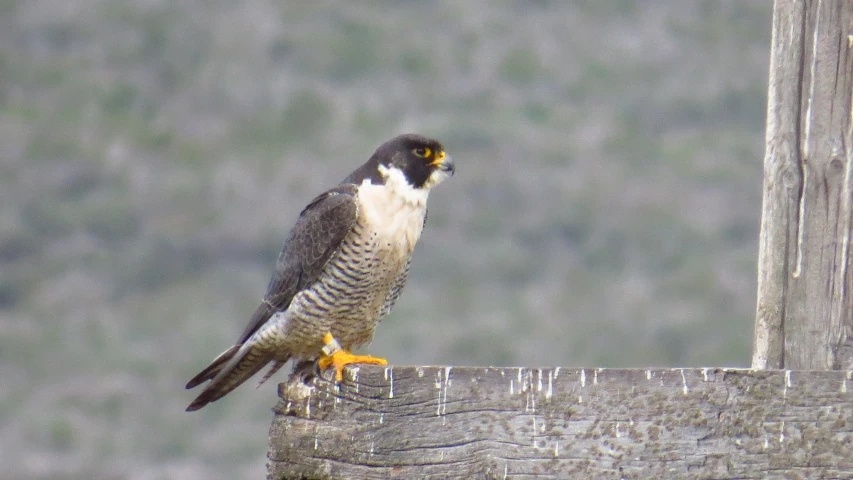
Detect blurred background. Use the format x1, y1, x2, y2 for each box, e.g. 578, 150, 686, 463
2, 0, 771, 478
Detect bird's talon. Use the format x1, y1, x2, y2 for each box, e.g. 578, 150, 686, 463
318, 347, 388, 382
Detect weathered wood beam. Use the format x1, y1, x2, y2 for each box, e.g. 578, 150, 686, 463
754, 0, 853, 370
268, 366, 853, 479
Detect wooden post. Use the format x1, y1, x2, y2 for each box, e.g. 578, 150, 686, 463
753, 0, 853, 370
268, 366, 853, 479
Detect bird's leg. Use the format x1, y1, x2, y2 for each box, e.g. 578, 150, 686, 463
317, 332, 388, 382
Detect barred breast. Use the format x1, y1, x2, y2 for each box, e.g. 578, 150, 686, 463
274, 177, 427, 359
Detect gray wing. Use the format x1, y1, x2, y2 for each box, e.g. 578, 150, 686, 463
236, 184, 360, 344
184, 185, 359, 410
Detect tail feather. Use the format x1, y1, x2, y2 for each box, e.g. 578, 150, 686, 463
256, 360, 287, 388
185, 345, 240, 389
185, 345, 278, 411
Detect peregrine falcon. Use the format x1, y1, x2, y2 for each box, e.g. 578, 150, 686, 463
185, 134, 454, 411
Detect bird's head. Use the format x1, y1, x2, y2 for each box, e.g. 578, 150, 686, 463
344, 134, 455, 192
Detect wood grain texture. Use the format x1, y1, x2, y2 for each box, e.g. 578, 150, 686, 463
753, 0, 853, 369
268, 366, 853, 479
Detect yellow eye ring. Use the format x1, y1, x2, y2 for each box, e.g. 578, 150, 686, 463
413, 147, 431, 158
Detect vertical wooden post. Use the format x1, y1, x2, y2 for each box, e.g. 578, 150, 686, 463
753, 0, 853, 370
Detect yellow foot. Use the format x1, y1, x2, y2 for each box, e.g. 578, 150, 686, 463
318, 332, 387, 381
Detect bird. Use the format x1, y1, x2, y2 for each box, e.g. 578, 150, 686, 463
185, 133, 455, 411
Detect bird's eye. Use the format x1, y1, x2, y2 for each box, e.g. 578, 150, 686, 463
413, 147, 431, 158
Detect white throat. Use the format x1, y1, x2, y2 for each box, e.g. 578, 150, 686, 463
357, 165, 428, 249
374, 164, 429, 206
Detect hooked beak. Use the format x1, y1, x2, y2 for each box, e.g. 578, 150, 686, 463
433, 154, 455, 175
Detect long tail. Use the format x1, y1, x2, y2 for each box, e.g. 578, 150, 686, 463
185, 345, 240, 390
185, 344, 282, 411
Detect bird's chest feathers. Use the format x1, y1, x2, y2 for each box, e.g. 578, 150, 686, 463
357, 175, 427, 256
